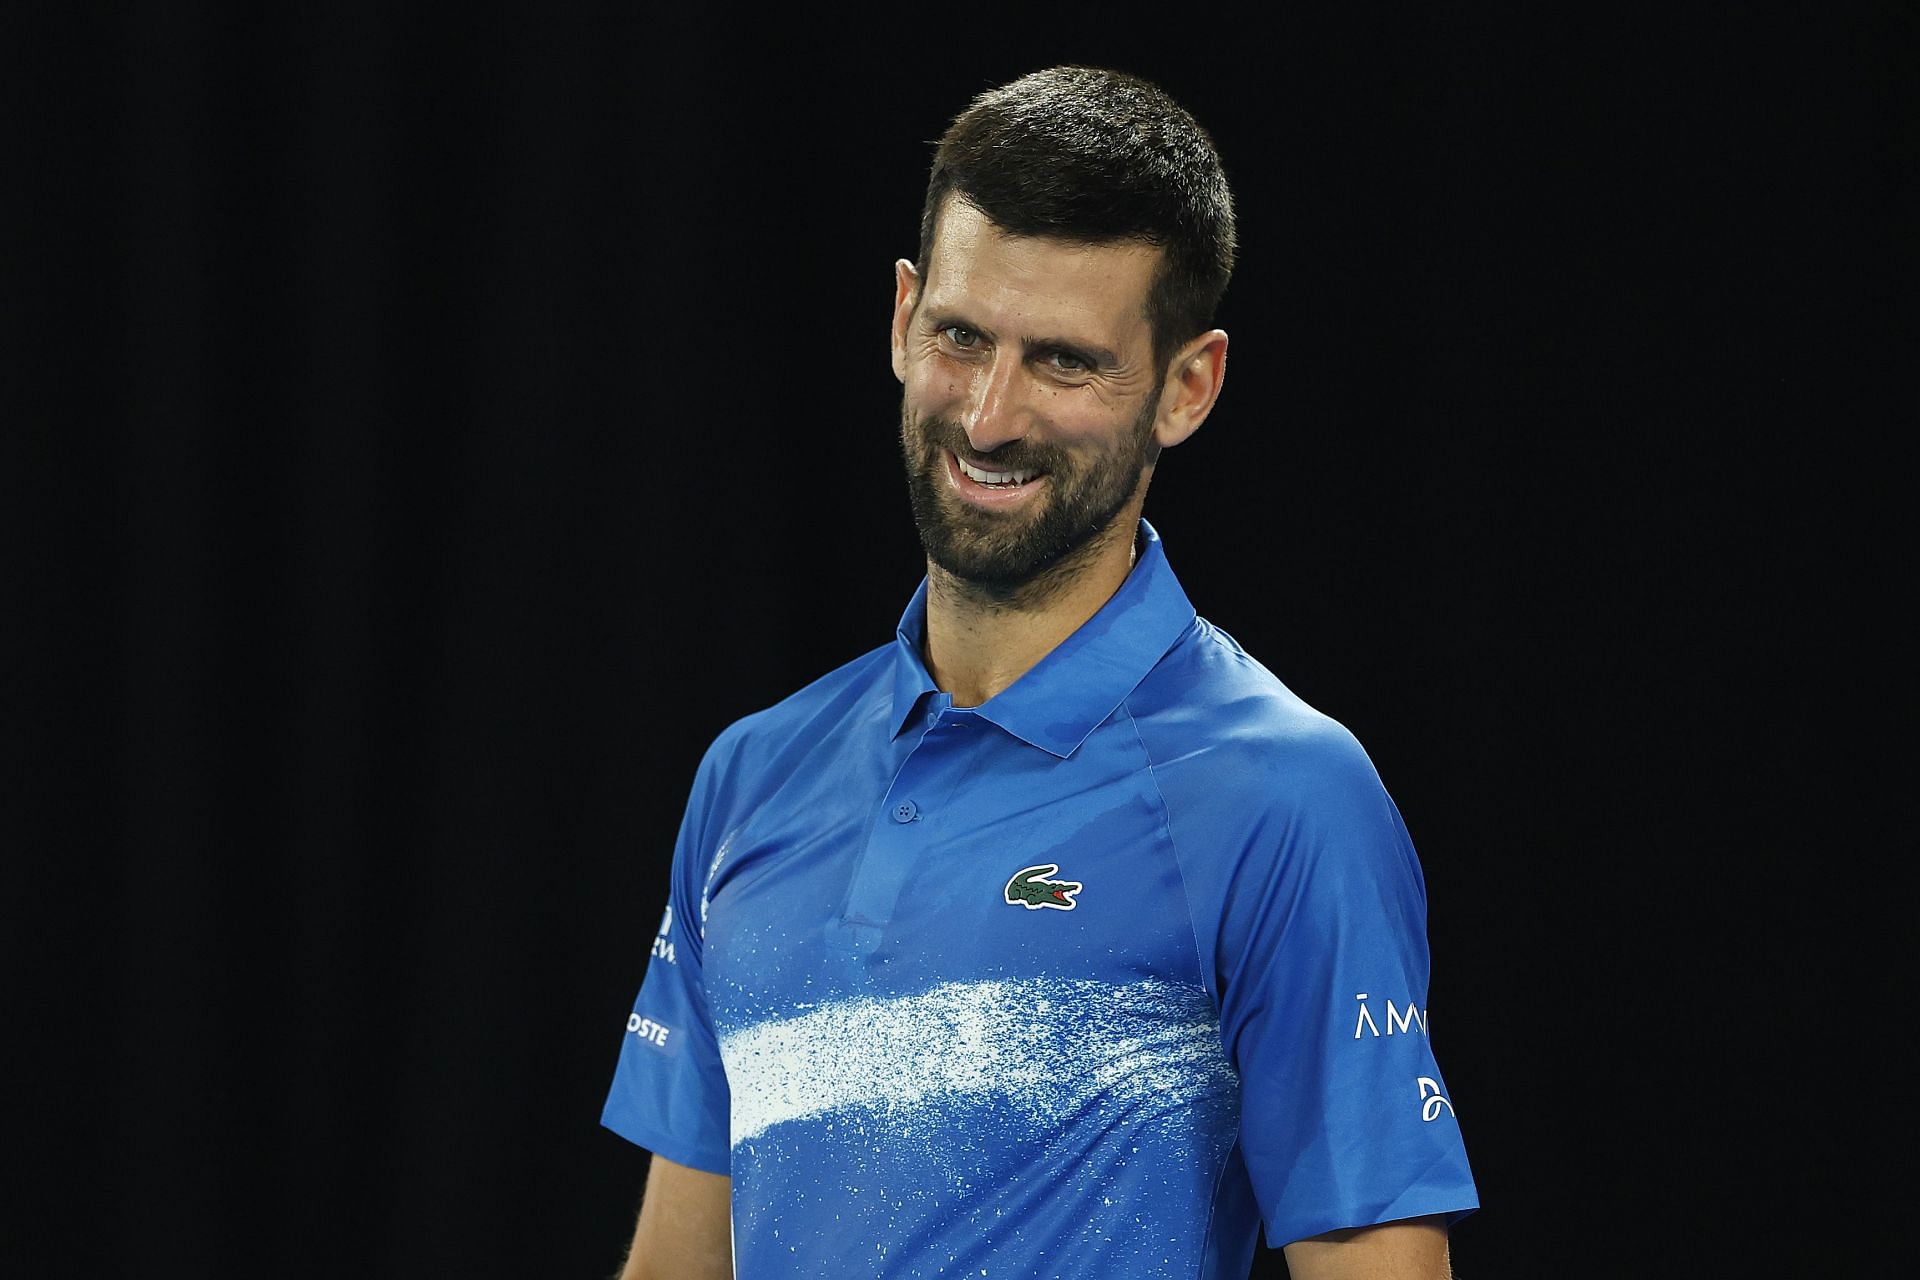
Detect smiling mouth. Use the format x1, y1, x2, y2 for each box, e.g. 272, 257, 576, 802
954, 454, 1046, 488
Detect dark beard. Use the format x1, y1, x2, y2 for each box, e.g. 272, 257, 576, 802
898, 395, 1157, 603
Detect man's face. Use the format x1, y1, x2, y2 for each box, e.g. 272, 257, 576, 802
891, 198, 1171, 593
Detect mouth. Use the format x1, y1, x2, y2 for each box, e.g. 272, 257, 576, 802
955, 455, 1043, 487
945, 450, 1049, 506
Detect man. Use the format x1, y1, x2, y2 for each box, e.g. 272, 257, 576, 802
603, 66, 1478, 1279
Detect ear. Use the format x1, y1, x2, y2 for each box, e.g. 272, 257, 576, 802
1152, 329, 1229, 450
890, 259, 921, 384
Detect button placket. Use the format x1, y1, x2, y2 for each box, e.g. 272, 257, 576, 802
832, 719, 966, 958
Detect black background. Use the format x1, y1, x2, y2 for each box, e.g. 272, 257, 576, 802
7, 5, 1906, 1276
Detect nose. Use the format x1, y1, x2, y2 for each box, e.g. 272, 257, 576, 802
960, 350, 1031, 455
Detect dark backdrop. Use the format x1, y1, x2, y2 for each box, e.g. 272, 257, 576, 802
8, 6, 1905, 1276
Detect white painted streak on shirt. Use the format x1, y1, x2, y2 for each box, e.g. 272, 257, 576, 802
720, 978, 1232, 1147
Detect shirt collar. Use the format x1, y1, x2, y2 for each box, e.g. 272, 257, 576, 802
887, 518, 1197, 758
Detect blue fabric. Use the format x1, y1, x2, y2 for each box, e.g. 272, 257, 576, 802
603, 519, 1477, 1277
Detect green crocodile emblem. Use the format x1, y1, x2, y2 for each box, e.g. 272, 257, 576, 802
1004, 864, 1082, 911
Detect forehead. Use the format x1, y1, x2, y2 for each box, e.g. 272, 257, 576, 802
921, 198, 1160, 349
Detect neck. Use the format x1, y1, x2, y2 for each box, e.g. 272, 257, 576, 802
922, 512, 1142, 708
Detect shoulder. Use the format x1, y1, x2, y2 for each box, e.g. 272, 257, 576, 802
692, 640, 898, 796
1127, 616, 1385, 803
1127, 617, 1424, 908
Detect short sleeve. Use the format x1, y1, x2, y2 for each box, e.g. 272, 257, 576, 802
600, 740, 734, 1175
1213, 734, 1478, 1246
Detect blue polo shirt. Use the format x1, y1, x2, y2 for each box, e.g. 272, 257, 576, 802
603, 520, 1477, 1278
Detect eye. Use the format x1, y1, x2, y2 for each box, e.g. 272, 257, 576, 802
942, 325, 981, 350
1045, 349, 1090, 373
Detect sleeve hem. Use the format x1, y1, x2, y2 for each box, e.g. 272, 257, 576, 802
600, 1110, 731, 1177
1265, 1193, 1480, 1250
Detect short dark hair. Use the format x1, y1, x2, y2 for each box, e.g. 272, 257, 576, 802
916, 66, 1237, 370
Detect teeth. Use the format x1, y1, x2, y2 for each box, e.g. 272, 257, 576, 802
957, 455, 1040, 486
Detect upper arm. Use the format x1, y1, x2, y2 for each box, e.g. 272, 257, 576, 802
616, 1153, 732, 1280
601, 735, 738, 1171
1281, 1214, 1452, 1280
1156, 719, 1478, 1241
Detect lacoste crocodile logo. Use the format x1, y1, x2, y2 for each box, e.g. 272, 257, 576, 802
1004, 864, 1082, 911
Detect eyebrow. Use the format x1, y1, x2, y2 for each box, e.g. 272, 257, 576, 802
924, 310, 1120, 371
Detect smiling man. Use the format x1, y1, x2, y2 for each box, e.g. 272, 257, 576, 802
603, 67, 1478, 1280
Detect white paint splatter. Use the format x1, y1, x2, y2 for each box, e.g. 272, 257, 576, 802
699, 828, 735, 938
720, 978, 1233, 1147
